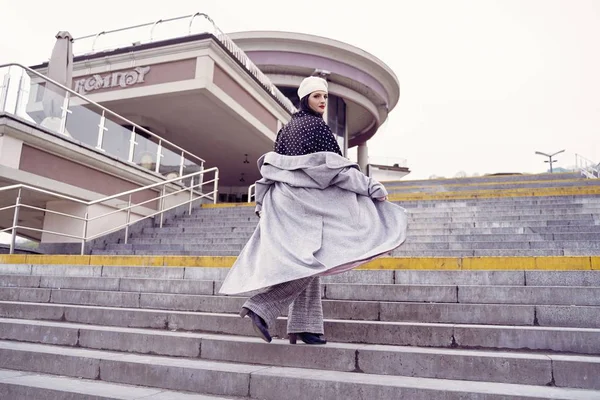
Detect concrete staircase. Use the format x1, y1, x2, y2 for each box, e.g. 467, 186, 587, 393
1, 264, 600, 399
91, 172, 600, 257
2, 171, 600, 398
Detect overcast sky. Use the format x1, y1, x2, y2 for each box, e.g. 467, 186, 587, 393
1, 0, 598, 179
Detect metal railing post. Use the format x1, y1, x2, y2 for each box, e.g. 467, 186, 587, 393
59, 92, 72, 135
159, 185, 166, 228
155, 140, 163, 174
198, 161, 205, 189
248, 184, 256, 203
128, 126, 137, 163
81, 212, 89, 256
0, 69, 10, 112
149, 19, 163, 42
179, 151, 185, 179
91, 31, 106, 52
124, 194, 132, 244
13, 71, 25, 115
96, 110, 108, 151
9, 189, 22, 255
188, 176, 195, 215
213, 169, 219, 204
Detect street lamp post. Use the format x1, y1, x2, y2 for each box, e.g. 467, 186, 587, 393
535, 150, 565, 173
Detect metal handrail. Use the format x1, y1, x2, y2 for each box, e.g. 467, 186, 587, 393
0, 166, 219, 255
575, 154, 599, 179
0, 183, 90, 205
71, 13, 297, 115
247, 183, 256, 203
0, 62, 206, 167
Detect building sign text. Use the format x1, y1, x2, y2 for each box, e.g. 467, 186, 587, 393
74, 66, 151, 94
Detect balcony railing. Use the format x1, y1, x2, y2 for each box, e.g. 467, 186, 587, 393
575, 154, 600, 179
1, 63, 205, 184
72, 13, 297, 115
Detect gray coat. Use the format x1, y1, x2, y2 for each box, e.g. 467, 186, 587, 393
218, 151, 407, 295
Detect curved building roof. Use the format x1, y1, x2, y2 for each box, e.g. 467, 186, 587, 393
229, 31, 400, 147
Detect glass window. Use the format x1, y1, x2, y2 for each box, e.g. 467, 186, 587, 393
327, 94, 346, 155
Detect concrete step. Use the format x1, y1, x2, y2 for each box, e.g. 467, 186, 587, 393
162, 222, 257, 228
92, 249, 576, 257
144, 220, 600, 235
197, 197, 600, 212
181, 207, 600, 220
0, 340, 258, 398
104, 240, 600, 252
2, 268, 599, 287
195, 200, 600, 217
387, 180, 600, 194
91, 250, 240, 256
94, 248, 600, 256
141, 231, 254, 238
405, 233, 600, 242
126, 233, 600, 246
395, 195, 600, 205
404, 215, 598, 224
385, 173, 583, 186
142, 227, 255, 235
3, 286, 600, 328
4, 282, 600, 306
0, 275, 216, 295
0, 368, 234, 400
170, 214, 598, 227
104, 244, 244, 252
2, 271, 599, 306
165, 216, 599, 229
393, 270, 600, 287
392, 249, 567, 257
323, 283, 600, 306
128, 238, 249, 245
2, 319, 600, 389
2, 301, 600, 353
2, 268, 596, 286
1, 340, 600, 399
137, 225, 600, 240
404, 206, 600, 215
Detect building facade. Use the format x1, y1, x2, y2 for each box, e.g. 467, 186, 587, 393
0, 15, 407, 248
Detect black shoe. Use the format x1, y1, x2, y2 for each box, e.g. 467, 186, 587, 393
240, 307, 272, 343
288, 332, 327, 345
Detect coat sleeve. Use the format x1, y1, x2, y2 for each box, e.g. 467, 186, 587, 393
330, 166, 389, 199
253, 176, 275, 216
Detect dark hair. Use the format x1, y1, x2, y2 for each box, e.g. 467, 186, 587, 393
299, 94, 324, 118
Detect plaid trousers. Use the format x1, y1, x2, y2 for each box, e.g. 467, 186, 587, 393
242, 276, 324, 335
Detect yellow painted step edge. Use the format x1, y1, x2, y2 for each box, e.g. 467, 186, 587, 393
387, 185, 600, 201
1, 255, 598, 270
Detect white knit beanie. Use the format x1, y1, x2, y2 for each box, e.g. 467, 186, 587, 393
297, 76, 328, 99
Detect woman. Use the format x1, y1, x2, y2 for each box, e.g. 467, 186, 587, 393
219, 76, 407, 345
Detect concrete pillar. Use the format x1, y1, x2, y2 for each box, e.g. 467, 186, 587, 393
0, 135, 23, 169
357, 142, 369, 173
